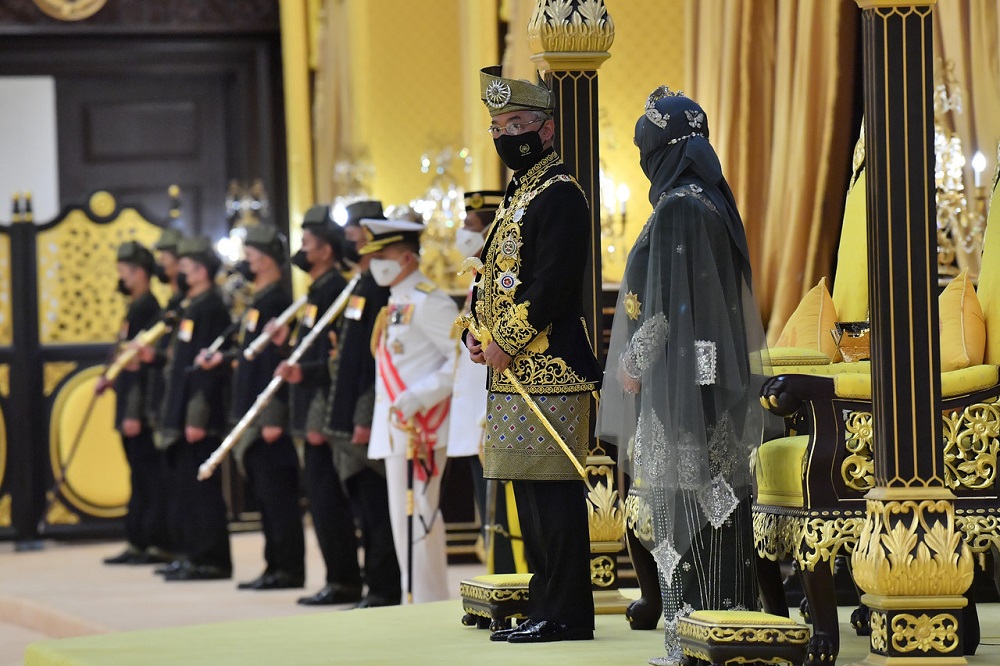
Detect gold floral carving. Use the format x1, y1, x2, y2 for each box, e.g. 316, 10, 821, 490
624, 493, 653, 542
797, 516, 865, 572
0, 494, 10, 528
943, 400, 1000, 490
891, 613, 960, 654
587, 463, 625, 542
704, 626, 810, 644
679, 647, 712, 663
46, 497, 80, 526
527, 0, 615, 55
459, 582, 530, 604
870, 610, 888, 652
590, 555, 615, 587
43, 362, 78, 397
752, 511, 801, 562
956, 514, 1000, 554
833, 405, 1000, 492
852, 500, 974, 597
842, 411, 875, 491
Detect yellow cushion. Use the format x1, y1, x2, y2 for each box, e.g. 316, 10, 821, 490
765, 347, 832, 368
832, 171, 869, 322
755, 435, 808, 508
687, 610, 803, 626
978, 177, 1000, 363
775, 277, 839, 361
939, 269, 986, 372
467, 574, 532, 588
833, 365, 1000, 400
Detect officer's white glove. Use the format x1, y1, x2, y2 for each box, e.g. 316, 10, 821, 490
392, 391, 424, 421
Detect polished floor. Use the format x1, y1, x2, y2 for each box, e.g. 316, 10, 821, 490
2, 531, 999, 664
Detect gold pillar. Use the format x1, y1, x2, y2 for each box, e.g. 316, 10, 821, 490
850, 1, 973, 664
527, 0, 625, 614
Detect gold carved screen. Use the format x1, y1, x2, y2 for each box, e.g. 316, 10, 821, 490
36, 195, 167, 345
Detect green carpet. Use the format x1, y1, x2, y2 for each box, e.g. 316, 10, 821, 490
25, 600, 666, 665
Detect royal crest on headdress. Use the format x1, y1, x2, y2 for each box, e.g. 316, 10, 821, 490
484, 80, 512, 110
644, 85, 685, 129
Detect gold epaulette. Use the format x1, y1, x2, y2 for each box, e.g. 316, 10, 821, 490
370, 306, 388, 357
414, 281, 436, 294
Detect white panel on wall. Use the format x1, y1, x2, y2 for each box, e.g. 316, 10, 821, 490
0, 76, 60, 225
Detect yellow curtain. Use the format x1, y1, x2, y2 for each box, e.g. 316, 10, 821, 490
686, 0, 857, 340
313, 0, 356, 203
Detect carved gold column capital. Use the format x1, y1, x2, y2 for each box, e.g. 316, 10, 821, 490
527, 0, 614, 72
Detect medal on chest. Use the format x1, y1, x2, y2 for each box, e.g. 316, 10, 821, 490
388, 303, 413, 326
245, 308, 260, 333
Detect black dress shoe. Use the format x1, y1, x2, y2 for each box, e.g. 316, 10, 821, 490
253, 571, 305, 590
298, 584, 363, 605
489, 619, 540, 642
104, 549, 143, 565
506, 620, 593, 644
355, 594, 400, 609
237, 572, 269, 590
164, 564, 231, 581
155, 559, 187, 576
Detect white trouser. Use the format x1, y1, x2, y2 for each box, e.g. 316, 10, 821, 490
384, 449, 449, 604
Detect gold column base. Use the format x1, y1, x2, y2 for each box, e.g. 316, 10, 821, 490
859, 594, 968, 664
593, 589, 630, 615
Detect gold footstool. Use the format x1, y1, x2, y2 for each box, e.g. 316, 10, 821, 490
677, 610, 810, 666
460, 574, 532, 632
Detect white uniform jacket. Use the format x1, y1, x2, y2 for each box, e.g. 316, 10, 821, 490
369, 270, 459, 460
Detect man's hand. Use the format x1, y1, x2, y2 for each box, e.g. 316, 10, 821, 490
185, 425, 206, 443
482, 341, 513, 374
121, 418, 142, 438
275, 361, 303, 384
465, 334, 486, 365
352, 425, 371, 445
136, 344, 156, 364
306, 431, 327, 446
123, 354, 141, 373
196, 351, 223, 370
95, 376, 112, 396
263, 318, 290, 347
262, 426, 284, 443
392, 391, 422, 421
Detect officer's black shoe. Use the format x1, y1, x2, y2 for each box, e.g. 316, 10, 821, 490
252, 571, 305, 590
489, 619, 540, 642
103, 548, 142, 565
505, 620, 593, 643
164, 563, 231, 581
237, 572, 269, 590
298, 584, 363, 605
355, 594, 400, 609
155, 559, 187, 576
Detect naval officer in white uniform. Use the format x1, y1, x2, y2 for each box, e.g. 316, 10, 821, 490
362, 215, 459, 604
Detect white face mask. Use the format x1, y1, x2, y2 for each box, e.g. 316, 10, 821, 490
370, 257, 404, 286
455, 228, 486, 258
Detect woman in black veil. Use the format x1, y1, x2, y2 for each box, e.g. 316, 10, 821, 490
597, 87, 771, 665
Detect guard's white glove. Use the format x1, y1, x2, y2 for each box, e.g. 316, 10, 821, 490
392, 391, 423, 421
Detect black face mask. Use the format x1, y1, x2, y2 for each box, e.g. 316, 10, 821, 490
116, 278, 131, 296
234, 260, 256, 282
494, 130, 544, 172
176, 271, 190, 295
154, 263, 170, 283
291, 249, 313, 273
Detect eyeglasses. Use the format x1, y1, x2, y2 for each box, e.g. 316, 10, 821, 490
487, 118, 545, 138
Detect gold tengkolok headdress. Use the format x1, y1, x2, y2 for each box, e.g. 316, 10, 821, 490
480, 66, 554, 116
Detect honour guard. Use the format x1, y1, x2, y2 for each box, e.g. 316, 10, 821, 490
103, 241, 168, 565
364, 214, 458, 604
466, 67, 602, 642
202, 226, 306, 590
322, 201, 401, 608
275, 204, 362, 605
157, 236, 233, 581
